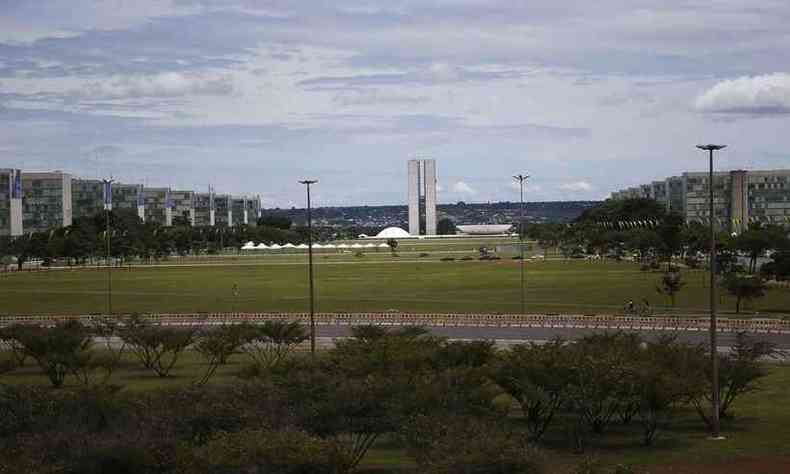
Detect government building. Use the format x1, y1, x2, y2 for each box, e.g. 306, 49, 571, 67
610, 169, 790, 233
1, 168, 261, 235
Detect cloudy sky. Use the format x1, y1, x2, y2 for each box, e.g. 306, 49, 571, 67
1, 1, 789, 207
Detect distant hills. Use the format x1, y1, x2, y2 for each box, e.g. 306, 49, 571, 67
265, 201, 602, 228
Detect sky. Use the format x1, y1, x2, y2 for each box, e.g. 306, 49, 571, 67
1, 0, 789, 208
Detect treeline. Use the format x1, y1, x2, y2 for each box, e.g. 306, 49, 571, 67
527, 198, 790, 280
0, 320, 778, 473
0, 209, 380, 269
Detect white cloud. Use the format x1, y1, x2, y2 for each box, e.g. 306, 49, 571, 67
452, 181, 478, 195
559, 181, 593, 192
508, 181, 543, 193
77, 72, 235, 99
695, 73, 790, 114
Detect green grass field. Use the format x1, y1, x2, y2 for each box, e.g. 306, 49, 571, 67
1, 255, 789, 316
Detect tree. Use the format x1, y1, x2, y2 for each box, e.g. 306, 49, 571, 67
736, 225, 788, 273
387, 238, 398, 256
722, 274, 767, 313
631, 336, 704, 446
182, 428, 351, 474
258, 214, 293, 230
400, 415, 544, 474
11, 321, 94, 388
688, 332, 776, 427
193, 324, 251, 385
494, 339, 571, 440
762, 250, 790, 281
273, 358, 398, 472
656, 271, 685, 307
436, 218, 456, 235
565, 333, 642, 444
241, 320, 307, 369
119, 315, 198, 377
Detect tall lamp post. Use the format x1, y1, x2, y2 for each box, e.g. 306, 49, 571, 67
102, 178, 114, 315
299, 179, 318, 355
513, 174, 530, 315
696, 144, 727, 440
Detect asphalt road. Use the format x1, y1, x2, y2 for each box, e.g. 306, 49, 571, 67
314, 325, 790, 349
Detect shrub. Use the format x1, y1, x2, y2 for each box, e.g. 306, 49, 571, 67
439, 257, 455, 262
193, 324, 253, 385
11, 321, 94, 388
119, 315, 198, 377
181, 428, 351, 474
401, 416, 544, 474
241, 320, 308, 370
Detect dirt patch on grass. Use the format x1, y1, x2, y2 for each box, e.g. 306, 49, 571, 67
646, 457, 790, 474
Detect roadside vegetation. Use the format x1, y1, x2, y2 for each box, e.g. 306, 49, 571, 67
1, 321, 787, 473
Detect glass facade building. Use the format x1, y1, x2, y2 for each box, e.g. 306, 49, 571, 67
22, 171, 72, 233
194, 192, 215, 227
214, 194, 232, 227
611, 169, 790, 232
170, 190, 196, 226
142, 187, 172, 226
8, 169, 261, 233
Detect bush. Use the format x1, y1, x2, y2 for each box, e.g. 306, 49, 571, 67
119, 315, 198, 377
11, 321, 94, 388
401, 416, 544, 474
193, 324, 252, 385
461, 256, 474, 261
182, 428, 351, 474
419, 252, 430, 258
241, 320, 307, 370
439, 257, 455, 262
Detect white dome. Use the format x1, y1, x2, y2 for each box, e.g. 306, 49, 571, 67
374, 227, 411, 238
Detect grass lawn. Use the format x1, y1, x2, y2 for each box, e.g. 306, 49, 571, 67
1, 257, 788, 316
3, 349, 790, 473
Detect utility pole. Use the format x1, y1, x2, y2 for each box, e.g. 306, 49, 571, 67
513, 174, 530, 315
299, 179, 318, 355
696, 144, 727, 440
103, 178, 114, 315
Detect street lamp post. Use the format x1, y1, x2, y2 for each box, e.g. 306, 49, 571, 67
696, 144, 727, 440
103, 178, 114, 315
299, 179, 318, 356
513, 174, 530, 315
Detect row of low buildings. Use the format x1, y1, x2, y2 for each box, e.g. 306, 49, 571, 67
1, 169, 261, 236
610, 169, 790, 233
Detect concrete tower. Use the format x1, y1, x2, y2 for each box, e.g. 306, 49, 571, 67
407, 159, 437, 236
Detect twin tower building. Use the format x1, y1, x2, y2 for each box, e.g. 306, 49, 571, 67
407, 159, 437, 236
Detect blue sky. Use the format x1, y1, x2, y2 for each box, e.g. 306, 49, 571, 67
1, 0, 789, 207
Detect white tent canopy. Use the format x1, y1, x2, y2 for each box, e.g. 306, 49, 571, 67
378, 243, 390, 248
296, 244, 309, 249
268, 244, 282, 250
255, 243, 269, 249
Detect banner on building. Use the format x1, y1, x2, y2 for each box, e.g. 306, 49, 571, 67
11, 169, 22, 198
103, 180, 113, 211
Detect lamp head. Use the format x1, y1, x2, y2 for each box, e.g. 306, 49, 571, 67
696, 144, 727, 151
298, 180, 318, 185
